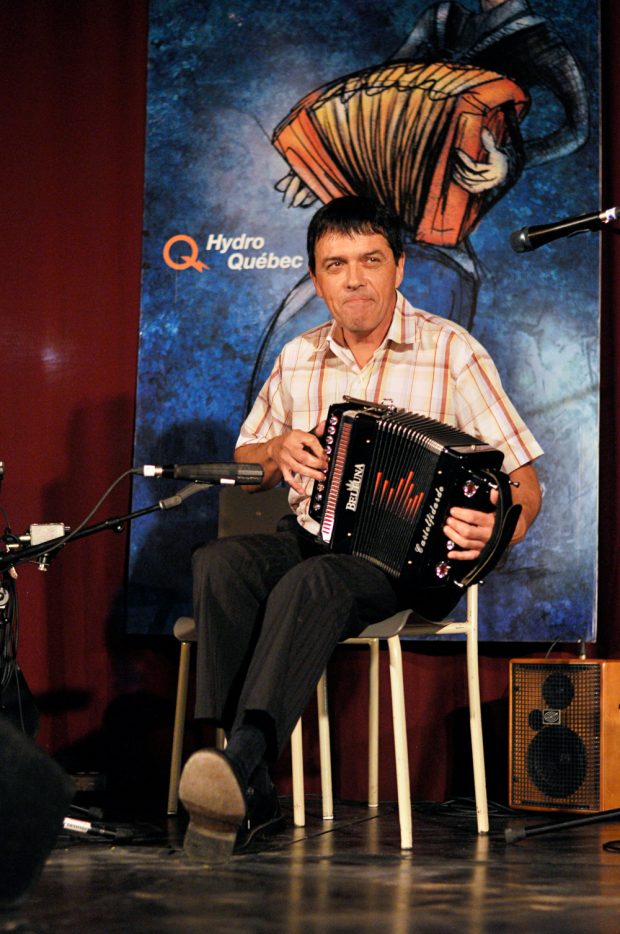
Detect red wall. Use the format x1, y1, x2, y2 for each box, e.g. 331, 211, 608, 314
1, 1, 147, 754
1, 0, 619, 807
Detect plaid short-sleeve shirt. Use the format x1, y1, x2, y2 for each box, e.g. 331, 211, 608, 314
237, 291, 543, 531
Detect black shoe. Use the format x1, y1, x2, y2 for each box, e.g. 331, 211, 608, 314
179, 749, 246, 865
234, 784, 285, 852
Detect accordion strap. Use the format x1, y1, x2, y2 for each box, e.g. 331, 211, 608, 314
456, 469, 521, 590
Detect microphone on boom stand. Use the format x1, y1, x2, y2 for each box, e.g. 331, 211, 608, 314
509, 206, 620, 253
135, 462, 264, 485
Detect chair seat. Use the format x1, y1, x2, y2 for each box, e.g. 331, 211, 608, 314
351, 607, 471, 640
170, 611, 469, 643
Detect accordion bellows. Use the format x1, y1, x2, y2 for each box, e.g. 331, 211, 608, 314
273, 61, 529, 245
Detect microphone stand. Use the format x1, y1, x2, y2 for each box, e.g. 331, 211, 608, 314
0, 482, 209, 574
0, 479, 220, 841
505, 807, 620, 844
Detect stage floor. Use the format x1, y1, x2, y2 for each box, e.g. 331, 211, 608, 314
5, 798, 620, 933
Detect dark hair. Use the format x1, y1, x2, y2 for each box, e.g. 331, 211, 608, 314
306, 196, 404, 272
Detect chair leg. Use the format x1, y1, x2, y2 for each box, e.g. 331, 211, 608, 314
386, 635, 412, 849
368, 639, 380, 808
316, 671, 334, 820
465, 587, 489, 834
167, 640, 192, 816
290, 718, 306, 827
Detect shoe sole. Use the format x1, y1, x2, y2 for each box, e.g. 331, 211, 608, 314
179, 749, 246, 865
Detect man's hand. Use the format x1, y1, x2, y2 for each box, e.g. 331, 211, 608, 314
235, 422, 327, 494
443, 490, 498, 562
266, 424, 327, 494
443, 463, 542, 560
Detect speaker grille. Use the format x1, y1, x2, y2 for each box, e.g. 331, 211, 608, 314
511, 662, 601, 810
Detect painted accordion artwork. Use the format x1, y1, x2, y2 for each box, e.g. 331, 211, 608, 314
273, 61, 530, 245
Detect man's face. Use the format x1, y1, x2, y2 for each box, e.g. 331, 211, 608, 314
309, 230, 404, 342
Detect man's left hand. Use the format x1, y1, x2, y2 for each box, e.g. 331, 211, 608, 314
443, 490, 498, 561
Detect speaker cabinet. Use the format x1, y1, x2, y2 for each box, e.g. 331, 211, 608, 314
509, 659, 620, 813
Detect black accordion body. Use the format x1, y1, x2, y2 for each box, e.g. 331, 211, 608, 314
309, 399, 521, 620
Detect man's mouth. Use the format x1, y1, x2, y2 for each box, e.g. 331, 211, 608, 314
343, 293, 373, 304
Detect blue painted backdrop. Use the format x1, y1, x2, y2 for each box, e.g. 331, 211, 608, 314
129, 0, 600, 640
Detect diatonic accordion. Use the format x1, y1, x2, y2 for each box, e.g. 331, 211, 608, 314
273, 61, 529, 246
309, 399, 519, 619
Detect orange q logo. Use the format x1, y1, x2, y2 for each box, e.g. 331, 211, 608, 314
163, 235, 209, 272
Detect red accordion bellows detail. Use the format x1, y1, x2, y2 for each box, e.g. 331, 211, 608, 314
273, 61, 529, 246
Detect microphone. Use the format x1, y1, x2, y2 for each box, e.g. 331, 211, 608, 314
137, 462, 264, 485
510, 206, 620, 253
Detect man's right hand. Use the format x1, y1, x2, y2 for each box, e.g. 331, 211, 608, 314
235, 422, 327, 495
266, 426, 327, 494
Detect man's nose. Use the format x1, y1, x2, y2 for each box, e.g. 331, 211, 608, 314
344, 262, 364, 288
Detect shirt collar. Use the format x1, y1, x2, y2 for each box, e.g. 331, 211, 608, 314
384, 290, 417, 347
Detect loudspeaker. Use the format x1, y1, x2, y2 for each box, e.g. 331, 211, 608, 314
509, 659, 620, 813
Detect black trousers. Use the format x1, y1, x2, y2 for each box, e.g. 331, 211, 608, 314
192, 523, 399, 760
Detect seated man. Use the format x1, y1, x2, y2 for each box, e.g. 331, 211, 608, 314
179, 195, 542, 864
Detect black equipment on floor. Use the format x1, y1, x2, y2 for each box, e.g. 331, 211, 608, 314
0, 715, 74, 907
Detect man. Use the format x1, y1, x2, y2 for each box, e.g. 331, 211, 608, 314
179, 195, 542, 865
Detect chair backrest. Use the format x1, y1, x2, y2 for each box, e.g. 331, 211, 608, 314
217, 485, 291, 538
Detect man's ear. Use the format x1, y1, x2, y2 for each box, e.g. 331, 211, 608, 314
309, 267, 323, 298
395, 253, 405, 290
